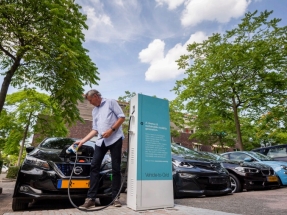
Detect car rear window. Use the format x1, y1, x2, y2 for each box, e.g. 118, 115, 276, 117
267, 146, 287, 158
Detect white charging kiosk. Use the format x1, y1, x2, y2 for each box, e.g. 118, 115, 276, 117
127, 94, 174, 211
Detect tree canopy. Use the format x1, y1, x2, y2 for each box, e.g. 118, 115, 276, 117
0, 89, 68, 165
0, 0, 99, 125
174, 10, 287, 150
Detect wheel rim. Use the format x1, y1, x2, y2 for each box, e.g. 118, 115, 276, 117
230, 176, 237, 193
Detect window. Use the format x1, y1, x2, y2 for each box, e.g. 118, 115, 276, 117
229, 153, 250, 161
267, 146, 287, 158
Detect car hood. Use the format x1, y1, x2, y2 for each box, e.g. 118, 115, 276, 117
259, 160, 287, 168
28, 142, 95, 162
172, 154, 222, 166
223, 160, 272, 169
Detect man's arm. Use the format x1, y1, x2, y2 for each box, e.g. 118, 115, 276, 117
101, 117, 125, 138
75, 129, 98, 148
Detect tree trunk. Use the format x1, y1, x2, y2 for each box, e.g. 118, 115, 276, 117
17, 112, 32, 166
0, 60, 20, 115
232, 97, 243, 150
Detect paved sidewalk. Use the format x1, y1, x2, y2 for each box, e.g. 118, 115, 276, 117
3, 205, 241, 215
0, 173, 241, 215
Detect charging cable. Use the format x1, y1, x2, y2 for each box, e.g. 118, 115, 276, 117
67, 113, 133, 211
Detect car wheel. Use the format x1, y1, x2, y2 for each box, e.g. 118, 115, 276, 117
229, 173, 242, 193
99, 197, 113, 206
12, 198, 29, 211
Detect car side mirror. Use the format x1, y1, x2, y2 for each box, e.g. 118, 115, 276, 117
26, 146, 35, 153
244, 157, 252, 162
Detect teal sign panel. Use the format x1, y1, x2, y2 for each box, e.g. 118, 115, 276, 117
137, 94, 172, 180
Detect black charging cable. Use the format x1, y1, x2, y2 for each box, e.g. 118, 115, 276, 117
67, 112, 133, 211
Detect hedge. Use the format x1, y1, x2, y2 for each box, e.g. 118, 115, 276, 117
6, 166, 19, 179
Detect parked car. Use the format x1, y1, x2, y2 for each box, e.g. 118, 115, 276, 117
1, 164, 8, 173
221, 151, 287, 186
171, 143, 232, 198
200, 151, 280, 193
252, 144, 287, 162
12, 137, 118, 211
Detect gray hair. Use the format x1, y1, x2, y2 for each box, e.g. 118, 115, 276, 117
85, 89, 102, 99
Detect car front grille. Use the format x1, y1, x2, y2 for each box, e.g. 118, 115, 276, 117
56, 163, 91, 177
261, 168, 275, 176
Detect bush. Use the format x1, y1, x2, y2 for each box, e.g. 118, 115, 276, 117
6, 166, 19, 179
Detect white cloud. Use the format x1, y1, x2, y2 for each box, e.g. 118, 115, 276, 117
80, 0, 143, 43
181, 0, 251, 27
155, 0, 185, 10
139, 31, 208, 82
156, 0, 250, 27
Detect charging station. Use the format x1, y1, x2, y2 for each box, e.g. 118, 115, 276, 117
127, 94, 174, 211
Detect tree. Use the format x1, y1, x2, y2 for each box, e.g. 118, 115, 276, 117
174, 10, 287, 150
253, 105, 287, 147
2, 89, 68, 166
0, 0, 99, 124
186, 104, 237, 149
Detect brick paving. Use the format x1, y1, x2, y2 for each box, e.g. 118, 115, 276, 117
0, 173, 240, 215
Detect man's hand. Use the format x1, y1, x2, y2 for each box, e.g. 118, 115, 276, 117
74, 140, 86, 149
74, 130, 98, 148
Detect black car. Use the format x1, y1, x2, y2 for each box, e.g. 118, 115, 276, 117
171, 143, 232, 198
252, 144, 287, 162
200, 152, 280, 193
12, 137, 118, 211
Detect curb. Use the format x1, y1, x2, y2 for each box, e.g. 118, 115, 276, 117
1, 178, 16, 182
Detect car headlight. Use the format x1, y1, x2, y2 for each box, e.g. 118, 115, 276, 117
235, 167, 259, 173
179, 173, 195, 178
281, 165, 287, 170
24, 156, 50, 170
173, 160, 194, 168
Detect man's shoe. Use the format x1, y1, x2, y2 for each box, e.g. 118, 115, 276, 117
114, 199, 122, 207
79, 198, 96, 209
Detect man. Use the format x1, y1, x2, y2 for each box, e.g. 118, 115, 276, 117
75, 89, 125, 209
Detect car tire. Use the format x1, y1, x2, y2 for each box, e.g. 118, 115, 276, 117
229, 173, 242, 193
99, 197, 113, 206
12, 198, 29, 211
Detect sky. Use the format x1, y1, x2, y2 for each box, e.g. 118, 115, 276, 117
2, 0, 287, 101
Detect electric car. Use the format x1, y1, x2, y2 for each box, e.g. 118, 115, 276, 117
252, 144, 287, 162
221, 151, 287, 186
171, 143, 232, 198
12, 137, 120, 211
200, 151, 280, 193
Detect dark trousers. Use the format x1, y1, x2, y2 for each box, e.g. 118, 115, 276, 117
87, 138, 122, 200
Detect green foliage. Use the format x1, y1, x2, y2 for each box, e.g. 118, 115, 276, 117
252, 105, 287, 147
1, 89, 68, 156
6, 166, 19, 179
174, 10, 287, 150
169, 99, 185, 137
0, 0, 99, 125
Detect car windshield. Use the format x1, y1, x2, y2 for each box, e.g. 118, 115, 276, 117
40, 138, 77, 149
171, 143, 203, 158
248, 151, 273, 161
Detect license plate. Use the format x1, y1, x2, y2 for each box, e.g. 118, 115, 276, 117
57, 179, 90, 189
267, 176, 278, 182
210, 177, 227, 184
